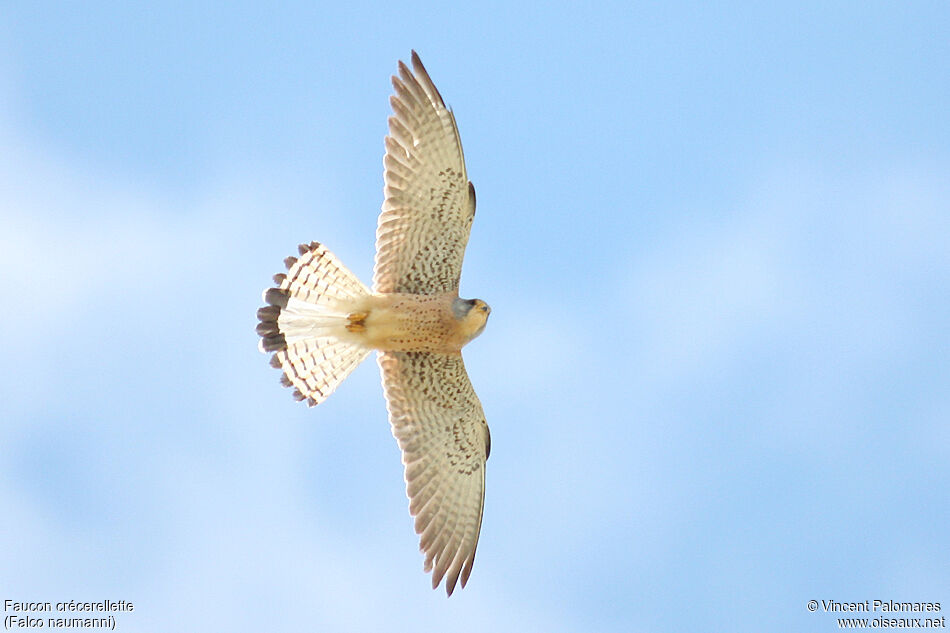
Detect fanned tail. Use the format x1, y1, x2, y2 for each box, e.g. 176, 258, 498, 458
257, 241, 372, 406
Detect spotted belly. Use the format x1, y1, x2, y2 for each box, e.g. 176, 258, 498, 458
341, 293, 462, 353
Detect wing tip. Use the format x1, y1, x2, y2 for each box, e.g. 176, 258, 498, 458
409, 50, 426, 80
397, 50, 446, 108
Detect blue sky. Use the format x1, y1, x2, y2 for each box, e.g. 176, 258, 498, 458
2, 2, 948, 631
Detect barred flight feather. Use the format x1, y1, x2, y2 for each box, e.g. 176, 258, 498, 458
257, 242, 372, 406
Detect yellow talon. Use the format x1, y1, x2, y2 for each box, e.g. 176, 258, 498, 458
347, 310, 369, 323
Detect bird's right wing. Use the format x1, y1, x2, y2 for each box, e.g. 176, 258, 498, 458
374, 51, 477, 295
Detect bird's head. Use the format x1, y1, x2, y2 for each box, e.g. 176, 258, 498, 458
452, 297, 491, 342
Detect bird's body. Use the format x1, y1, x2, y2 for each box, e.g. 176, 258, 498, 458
262, 283, 489, 355
256, 52, 491, 596
344, 293, 490, 354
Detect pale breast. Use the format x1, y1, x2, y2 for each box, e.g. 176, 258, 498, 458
357, 293, 464, 353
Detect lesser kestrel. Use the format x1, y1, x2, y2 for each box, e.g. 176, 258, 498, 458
256, 51, 491, 596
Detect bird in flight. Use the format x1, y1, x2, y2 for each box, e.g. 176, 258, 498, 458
256, 51, 491, 596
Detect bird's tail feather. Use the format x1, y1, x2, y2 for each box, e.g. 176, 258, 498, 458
257, 241, 372, 406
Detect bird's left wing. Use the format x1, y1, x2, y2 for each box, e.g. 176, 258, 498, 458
377, 350, 490, 595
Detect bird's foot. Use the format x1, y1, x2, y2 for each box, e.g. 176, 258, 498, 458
346, 311, 369, 333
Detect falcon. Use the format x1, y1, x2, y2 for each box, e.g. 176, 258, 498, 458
256, 51, 491, 596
